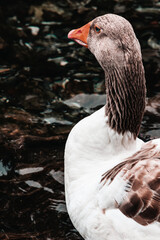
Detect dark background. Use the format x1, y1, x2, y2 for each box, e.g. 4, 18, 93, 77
0, 0, 160, 239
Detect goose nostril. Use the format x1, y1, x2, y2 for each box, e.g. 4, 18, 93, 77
76, 29, 82, 34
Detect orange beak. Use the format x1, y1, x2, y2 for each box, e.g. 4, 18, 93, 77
68, 22, 92, 48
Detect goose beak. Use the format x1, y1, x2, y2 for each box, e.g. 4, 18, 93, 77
68, 22, 91, 48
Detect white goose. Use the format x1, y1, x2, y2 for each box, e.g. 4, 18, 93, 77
65, 14, 160, 240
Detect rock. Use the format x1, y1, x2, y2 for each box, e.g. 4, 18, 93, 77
136, 6, 160, 14
148, 36, 160, 50
64, 93, 106, 109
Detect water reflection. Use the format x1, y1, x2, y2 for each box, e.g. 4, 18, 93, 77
16, 167, 44, 175
0, 161, 11, 176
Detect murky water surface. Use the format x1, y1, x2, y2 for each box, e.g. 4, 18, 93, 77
0, 1, 160, 239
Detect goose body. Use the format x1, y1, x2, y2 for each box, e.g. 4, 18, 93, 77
65, 14, 160, 240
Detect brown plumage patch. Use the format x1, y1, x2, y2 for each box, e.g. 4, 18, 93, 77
101, 142, 160, 225
88, 14, 146, 138
105, 60, 146, 138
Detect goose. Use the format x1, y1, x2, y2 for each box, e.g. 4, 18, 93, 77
65, 14, 160, 240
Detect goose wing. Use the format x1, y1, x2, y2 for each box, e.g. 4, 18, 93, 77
98, 141, 160, 225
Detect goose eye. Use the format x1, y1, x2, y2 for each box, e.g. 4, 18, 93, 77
94, 25, 101, 33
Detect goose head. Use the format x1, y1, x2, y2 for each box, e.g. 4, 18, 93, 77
68, 14, 146, 138
68, 14, 142, 71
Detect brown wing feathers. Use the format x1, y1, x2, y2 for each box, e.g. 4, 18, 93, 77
101, 142, 160, 225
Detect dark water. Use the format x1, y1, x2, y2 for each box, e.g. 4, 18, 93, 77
0, 1, 160, 239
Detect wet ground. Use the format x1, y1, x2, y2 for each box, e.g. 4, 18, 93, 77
0, 0, 160, 239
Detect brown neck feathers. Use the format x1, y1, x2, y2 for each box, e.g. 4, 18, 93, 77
105, 59, 146, 138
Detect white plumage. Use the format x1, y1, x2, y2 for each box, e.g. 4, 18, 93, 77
65, 14, 160, 240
